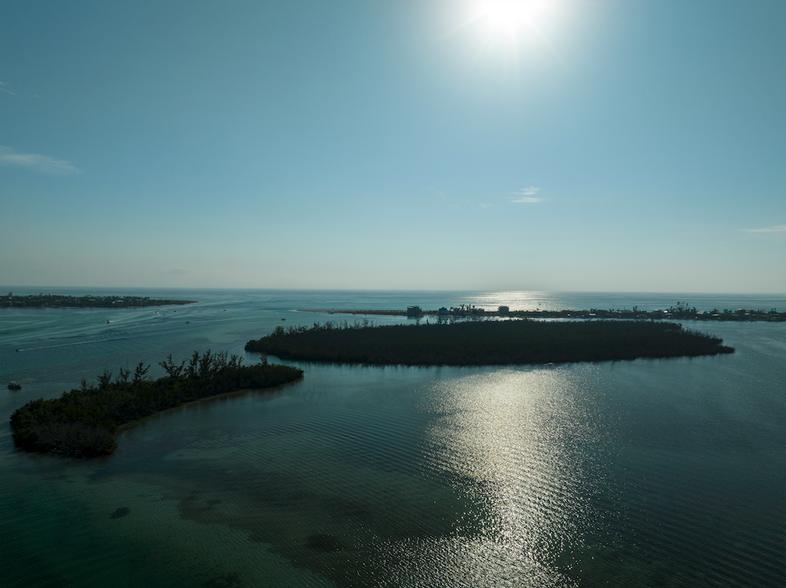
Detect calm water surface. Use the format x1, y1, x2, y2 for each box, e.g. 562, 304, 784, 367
0, 289, 784, 587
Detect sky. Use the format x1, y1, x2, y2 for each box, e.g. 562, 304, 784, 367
1, 0, 784, 293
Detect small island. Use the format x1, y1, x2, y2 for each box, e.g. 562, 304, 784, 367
299, 303, 785, 322
246, 319, 734, 366
2, 293, 197, 308
10, 351, 303, 458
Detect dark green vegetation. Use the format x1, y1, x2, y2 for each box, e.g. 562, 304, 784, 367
10, 351, 303, 458
246, 319, 734, 366
2, 292, 196, 308
300, 300, 785, 322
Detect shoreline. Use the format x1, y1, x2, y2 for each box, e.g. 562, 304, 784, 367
297, 308, 786, 322
2, 294, 197, 309
247, 320, 734, 366
10, 354, 303, 458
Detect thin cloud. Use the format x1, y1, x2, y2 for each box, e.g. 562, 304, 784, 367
165, 267, 190, 275
0, 145, 83, 175
430, 187, 446, 200
744, 224, 786, 233
510, 187, 542, 203
0, 81, 16, 96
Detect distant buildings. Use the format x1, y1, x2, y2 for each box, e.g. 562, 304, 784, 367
391, 303, 784, 322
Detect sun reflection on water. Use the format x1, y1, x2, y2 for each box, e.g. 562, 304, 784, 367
405, 366, 603, 584
462, 291, 557, 312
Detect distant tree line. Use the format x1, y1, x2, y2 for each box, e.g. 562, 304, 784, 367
2, 293, 196, 308
245, 319, 734, 366
302, 302, 785, 322
10, 351, 303, 458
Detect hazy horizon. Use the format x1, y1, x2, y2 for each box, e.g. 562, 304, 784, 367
2, 0, 784, 293
3, 285, 786, 300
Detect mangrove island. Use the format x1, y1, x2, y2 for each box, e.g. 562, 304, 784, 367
246, 319, 734, 366
2, 293, 197, 308
10, 351, 303, 458
299, 301, 785, 322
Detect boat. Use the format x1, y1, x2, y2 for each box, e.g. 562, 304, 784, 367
8, 382, 21, 390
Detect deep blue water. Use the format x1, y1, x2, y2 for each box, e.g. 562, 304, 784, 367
1, 289, 784, 587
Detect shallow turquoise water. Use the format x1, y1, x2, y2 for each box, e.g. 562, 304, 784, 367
1, 289, 784, 587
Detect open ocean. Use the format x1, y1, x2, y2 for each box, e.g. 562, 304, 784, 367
1, 288, 784, 587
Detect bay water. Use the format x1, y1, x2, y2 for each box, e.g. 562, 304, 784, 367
1, 289, 784, 587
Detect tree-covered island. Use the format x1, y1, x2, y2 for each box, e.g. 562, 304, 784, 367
2, 293, 197, 308
10, 351, 303, 458
246, 320, 734, 366
299, 301, 785, 322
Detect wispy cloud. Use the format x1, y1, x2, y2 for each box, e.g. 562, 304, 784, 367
430, 187, 446, 200
0, 145, 83, 175
165, 267, 190, 276
510, 186, 542, 203
744, 224, 786, 233
0, 81, 16, 96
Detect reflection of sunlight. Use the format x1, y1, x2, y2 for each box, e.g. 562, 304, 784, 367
470, 290, 544, 311
416, 366, 601, 582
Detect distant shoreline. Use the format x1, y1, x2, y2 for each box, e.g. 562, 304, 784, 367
298, 307, 785, 322
2, 294, 197, 309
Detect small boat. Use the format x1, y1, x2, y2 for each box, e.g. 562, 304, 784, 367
8, 382, 21, 390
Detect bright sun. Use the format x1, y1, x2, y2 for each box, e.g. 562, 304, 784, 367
476, 0, 550, 37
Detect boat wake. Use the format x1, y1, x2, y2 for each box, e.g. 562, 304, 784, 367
15, 338, 127, 352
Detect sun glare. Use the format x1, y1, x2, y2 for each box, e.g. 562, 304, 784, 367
476, 0, 550, 37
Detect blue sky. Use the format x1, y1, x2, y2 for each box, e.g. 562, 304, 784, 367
1, 0, 784, 292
